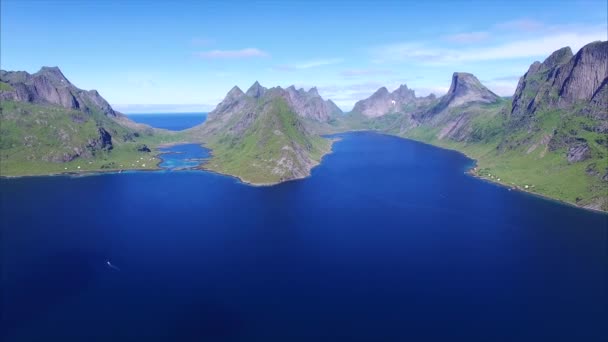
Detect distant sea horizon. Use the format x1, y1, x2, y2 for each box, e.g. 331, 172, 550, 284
127, 112, 207, 131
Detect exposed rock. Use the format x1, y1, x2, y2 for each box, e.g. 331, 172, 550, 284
283, 85, 342, 122
137, 144, 151, 152
432, 72, 500, 113
557, 41, 607, 107
206, 82, 341, 124
352, 84, 421, 117
89, 127, 113, 151
0, 66, 117, 117
566, 142, 590, 163
245, 81, 266, 98
511, 41, 608, 120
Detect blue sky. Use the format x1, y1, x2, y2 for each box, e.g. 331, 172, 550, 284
1, 0, 606, 112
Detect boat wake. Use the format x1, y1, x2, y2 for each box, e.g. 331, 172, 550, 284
106, 260, 121, 271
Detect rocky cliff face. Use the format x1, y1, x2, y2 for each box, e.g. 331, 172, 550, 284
511, 41, 608, 121
207, 82, 341, 124
352, 84, 429, 117
432, 72, 500, 113
0, 66, 116, 117
283, 85, 342, 122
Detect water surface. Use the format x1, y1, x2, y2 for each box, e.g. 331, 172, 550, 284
158, 144, 209, 170
128, 112, 206, 131
2, 131, 606, 342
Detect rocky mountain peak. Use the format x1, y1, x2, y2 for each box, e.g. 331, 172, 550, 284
226, 86, 245, 98
352, 84, 424, 118
245, 81, 266, 98
36, 66, 72, 86
444, 72, 499, 106
308, 87, 319, 97
393, 84, 416, 100
426, 72, 499, 114
375, 87, 390, 97
0, 66, 116, 116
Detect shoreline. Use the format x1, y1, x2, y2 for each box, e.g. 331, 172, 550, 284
198, 137, 339, 187
1, 133, 605, 214
376, 131, 608, 215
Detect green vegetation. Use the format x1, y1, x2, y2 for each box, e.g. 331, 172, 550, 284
0, 101, 186, 176
0, 82, 13, 91
197, 97, 331, 184
400, 106, 607, 211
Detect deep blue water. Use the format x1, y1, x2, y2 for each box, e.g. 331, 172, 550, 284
127, 112, 207, 130
1, 130, 607, 342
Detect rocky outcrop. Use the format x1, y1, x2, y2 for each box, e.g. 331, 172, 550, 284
0, 66, 116, 117
207, 82, 341, 124
245, 81, 266, 98
557, 41, 608, 114
511, 41, 608, 120
432, 72, 500, 113
352, 84, 423, 117
283, 85, 342, 122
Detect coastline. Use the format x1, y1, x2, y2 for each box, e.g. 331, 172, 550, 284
2, 132, 605, 214
381, 131, 608, 215
198, 137, 339, 187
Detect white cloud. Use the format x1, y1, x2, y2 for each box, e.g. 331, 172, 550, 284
372, 30, 606, 65
443, 31, 490, 44
274, 58, 343, 71
484, 81, 518, 97
196, 48, 269, 59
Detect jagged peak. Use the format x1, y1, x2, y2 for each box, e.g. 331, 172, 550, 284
392, 84, 416, 98
308, 87, 319, 97
449, 72, 485, 91
35, 66, 71, 85
373, 87, 390, 96
227, 85, 245, 98
434, 71, 499, 110
245, 81, 267, 98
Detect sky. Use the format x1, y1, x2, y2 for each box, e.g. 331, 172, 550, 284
1, 0, 606, 112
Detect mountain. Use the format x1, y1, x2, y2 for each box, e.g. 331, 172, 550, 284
188, 82, 332, 184
334, 40, 607, 210
351, 84, 435, 118
510, 41, 607, 122
345, 41, 606, 210
430, 72, 500, 114
0, 67, 173, 176
283, 85, 343, 122
1, 67, 116, 117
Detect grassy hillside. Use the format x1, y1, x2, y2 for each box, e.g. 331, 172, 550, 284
197, 97, 331, 184
402, 105, 607, 211
0, 101, 186, 176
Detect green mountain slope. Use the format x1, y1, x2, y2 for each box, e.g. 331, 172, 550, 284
336, 41, 608, 211
0, 67, 183, 176
188, 84, 331, 184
